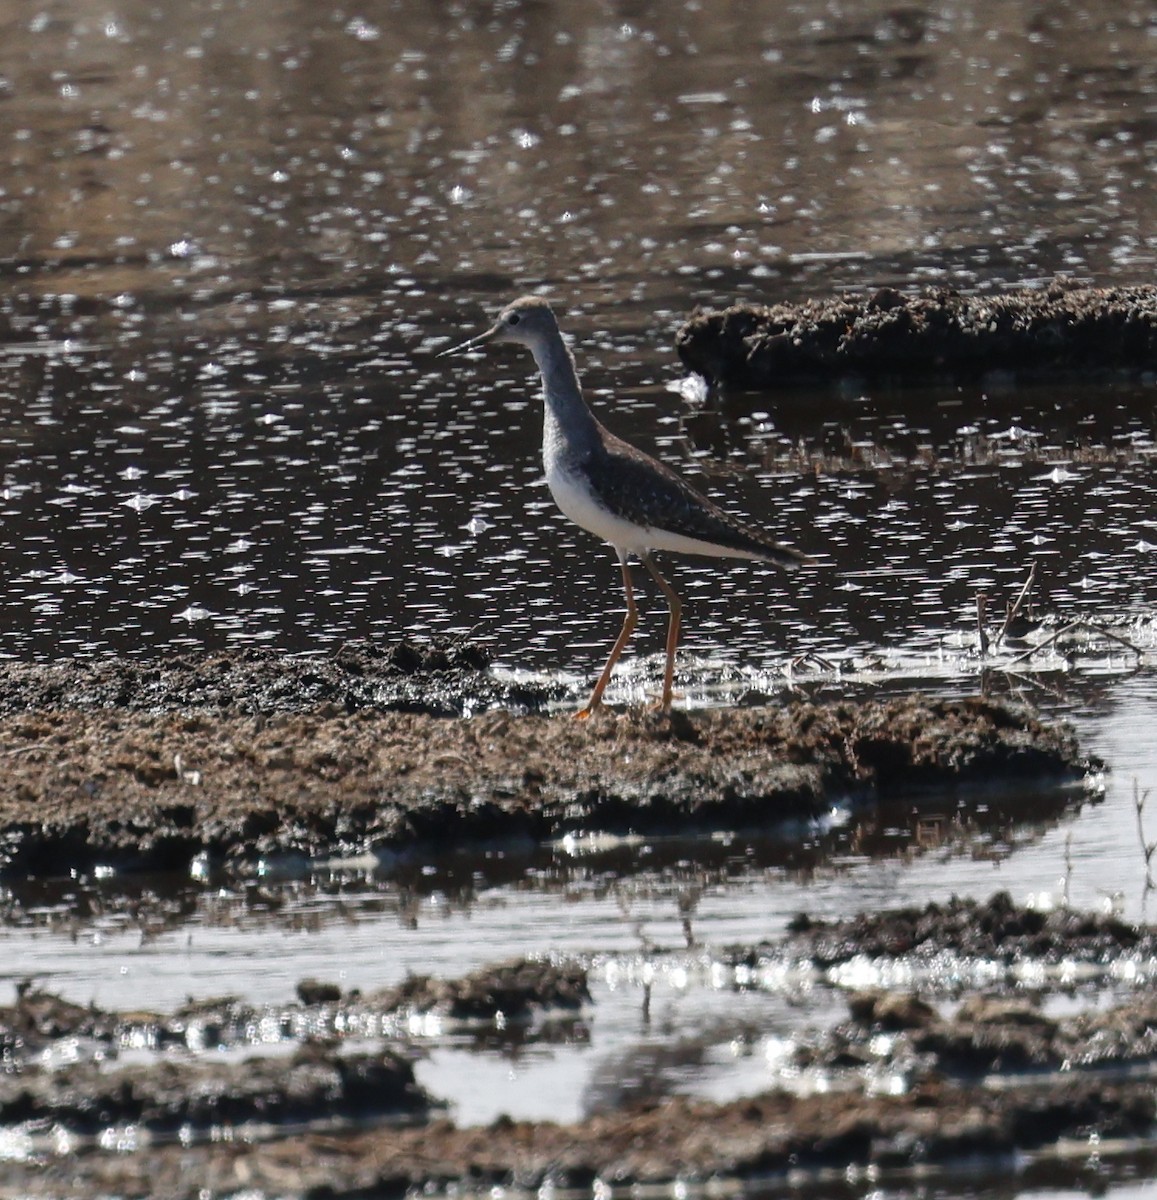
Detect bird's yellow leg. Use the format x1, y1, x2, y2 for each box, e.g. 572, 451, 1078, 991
575, 557, 638, 719
642, 554, 682, 713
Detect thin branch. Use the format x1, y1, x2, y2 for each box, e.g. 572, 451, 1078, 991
790, 651, 839, 673
1005, 619, 1142, 666
994, 563, 1037, 648
1134, 779, 1156, 893
0, 742, 51, 758
1005, 622, 1076, 665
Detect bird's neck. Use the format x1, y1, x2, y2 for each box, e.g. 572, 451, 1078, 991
531, 335, 601, 459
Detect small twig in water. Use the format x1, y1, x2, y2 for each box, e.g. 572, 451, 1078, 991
976, 592, 990, 656
994, 563, 1037, 648
1062, 830, 1073, 909
678, 886, 701, 949
1134, 779, 1157, 894
1087, 624, 1143, 655
1005, 622, 1075, 665
1005, 619, 1142, 667
790, 650, 839, 673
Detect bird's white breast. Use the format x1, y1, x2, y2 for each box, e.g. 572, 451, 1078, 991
545, 457, 650, 554
541, 402, 767, 561
544, 456, 764, 560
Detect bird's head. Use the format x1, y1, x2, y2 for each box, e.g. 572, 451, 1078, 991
438, 295, 559, 358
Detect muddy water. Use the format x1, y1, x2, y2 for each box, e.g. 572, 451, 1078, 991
2, 0, 1157, 1195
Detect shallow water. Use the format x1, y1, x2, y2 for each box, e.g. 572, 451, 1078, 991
2, 0, 1157, 1194
2, 0, 1156, 669
3, 673, 1155, 1133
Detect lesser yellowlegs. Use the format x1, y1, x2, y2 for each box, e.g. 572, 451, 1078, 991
439, 296, 810, 717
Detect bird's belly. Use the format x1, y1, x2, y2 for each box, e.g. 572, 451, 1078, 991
546, 463, 762, 559
546, 464, 653, 554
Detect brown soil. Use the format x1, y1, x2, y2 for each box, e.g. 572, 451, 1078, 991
775, 888, 1150, 967
1, 958, 590, 1066
676, 282, 1157, 388
9, 1077, 1155, 1200
0, 646, 1093, 876
0, 649, 1116, 1198
0, 1042, 435, 1138
0, 638, 553, 719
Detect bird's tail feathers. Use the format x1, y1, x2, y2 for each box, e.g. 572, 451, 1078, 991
763, 543, 814, 569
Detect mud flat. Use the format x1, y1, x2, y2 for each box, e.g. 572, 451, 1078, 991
676, 283, 1157, 388
0, 647, 1113, 1197
6, 897, 1157, 1199
0, 958, 587, 1139
8, 1078, 1157, 1200
0, 646, 1095, 877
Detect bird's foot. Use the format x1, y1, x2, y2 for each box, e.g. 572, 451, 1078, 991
574, 703, 628, 722
646, 687, 682, 714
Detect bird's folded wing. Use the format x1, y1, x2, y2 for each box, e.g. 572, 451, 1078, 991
585, 436, 806, 565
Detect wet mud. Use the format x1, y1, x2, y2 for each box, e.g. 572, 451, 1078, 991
0, 638, 551, 720
0, 650, 1117, 1196
774, 889, 1154, 969
0, 645, 1094, 877
2, 958, 589, 1067
0, 958, 591, 1143
7, 897, 1157, 1199
835, 987, 1157, 1076
10, 1079, 1156, 1200
677, 283, 1157, 388
0, 1041, 435, 1142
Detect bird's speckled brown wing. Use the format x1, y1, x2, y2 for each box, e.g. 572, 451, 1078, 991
583, 431, 808, 566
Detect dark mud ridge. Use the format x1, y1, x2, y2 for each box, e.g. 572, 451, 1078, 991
0, 638, 557, 720
774, 887, 1156, 970
0, 646, 1096, 876
6, 896, 1157, 1200
8, 1076, 1157, 1199
0, 958, 588, 1138
676, 282, 1157, 388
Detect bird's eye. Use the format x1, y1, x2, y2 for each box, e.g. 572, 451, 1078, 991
507, 313, 521, 326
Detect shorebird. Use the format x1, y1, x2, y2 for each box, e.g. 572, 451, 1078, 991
439, 296, 809, 717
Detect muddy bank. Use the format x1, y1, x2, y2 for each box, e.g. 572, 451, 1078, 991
0, 639, 559, 720
0, 959, 587, 1140
0, 651, 1095, 876
6, 1074, 1155, 1199
773, 889, 1151, 969
0, 1044, 435, 1141
676, 283, 1157, 388
7, 897, 1157, 1199
1, 958, 590, 1066
832, 987, 1157, 1076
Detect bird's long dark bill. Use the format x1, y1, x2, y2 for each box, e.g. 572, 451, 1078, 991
436, 323, 501, 357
